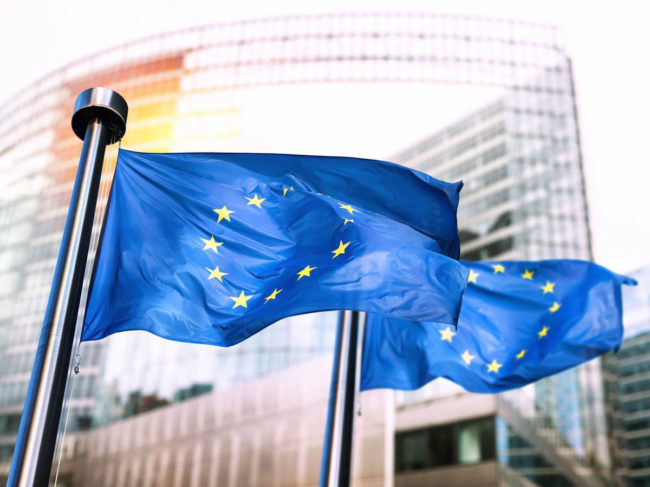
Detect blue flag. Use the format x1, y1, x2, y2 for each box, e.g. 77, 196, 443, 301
361, 260, 636, 393
82, 150, 468, 346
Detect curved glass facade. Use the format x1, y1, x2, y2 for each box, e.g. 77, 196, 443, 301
0, 13, 602, 485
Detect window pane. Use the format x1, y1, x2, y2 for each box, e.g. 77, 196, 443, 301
459, 423, 481, 464
395, 430, 430, 471
429, 424, 454, 467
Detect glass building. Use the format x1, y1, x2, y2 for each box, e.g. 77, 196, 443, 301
392, 89, 608, 485
604, 266, 650, 487
0, 12, 605, 486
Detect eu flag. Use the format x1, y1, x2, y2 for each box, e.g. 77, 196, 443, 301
361, 260, 636, 393
82, 150, 468, 346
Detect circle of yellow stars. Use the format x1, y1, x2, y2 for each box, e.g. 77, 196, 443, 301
202, 187, 357, 310
455, 263, 562, 377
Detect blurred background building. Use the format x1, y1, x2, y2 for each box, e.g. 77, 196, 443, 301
604, 266, 650, 487
0, 12, 634, 486
392, 90, 607, 486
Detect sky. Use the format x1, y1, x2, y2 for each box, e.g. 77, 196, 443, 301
1, 0, 649, 273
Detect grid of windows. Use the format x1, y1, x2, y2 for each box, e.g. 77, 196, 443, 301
395, 416, 496, 472
603, 267, 650, 485
496, 417, 577, 487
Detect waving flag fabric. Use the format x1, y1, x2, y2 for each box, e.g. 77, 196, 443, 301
361, 260, 636, 393
82, 150, 467, 346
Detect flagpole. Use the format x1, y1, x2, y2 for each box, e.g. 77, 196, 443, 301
7, 87, 127, 487
319, 310, 365, 487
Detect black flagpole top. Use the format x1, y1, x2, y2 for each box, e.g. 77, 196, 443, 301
71, 87, 128, 143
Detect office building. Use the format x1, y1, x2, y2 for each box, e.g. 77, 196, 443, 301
390, 89, 607, 485
54, 357, 394, 487
54, 357, 606, 486
604, 266, 650, 486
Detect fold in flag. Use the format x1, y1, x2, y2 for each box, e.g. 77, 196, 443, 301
361, 260, 636, 393
82, 150, 467, 346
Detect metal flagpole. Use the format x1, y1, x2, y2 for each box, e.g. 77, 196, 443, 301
319, 310, 366, 487
7, 87, 127, 487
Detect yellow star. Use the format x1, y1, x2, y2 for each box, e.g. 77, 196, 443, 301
439, 326, 456, 343
213, 205, 234, 223
206, 266, 228, 283
522, 269, 534, 280
282, 186, 295, 196
331, 240, 350, 259
343, 218, 354, 225
467, 269, 479, 284
492, 264, 505, 274
538, 326, 549, 338
339, 203, 357, 214
541, 281, 555, 294
201, 236, 223, 253
461, 350, 475, 365
264, 288, 282, 303
246, 194, 266, 208
487, 360, 502, 373
549, 302, 561, 313
230, 290, 253, 309
516, 349, 526, 360
297, 265, 317, 280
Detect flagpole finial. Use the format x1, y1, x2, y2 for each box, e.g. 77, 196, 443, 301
72, 87, 128, 144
